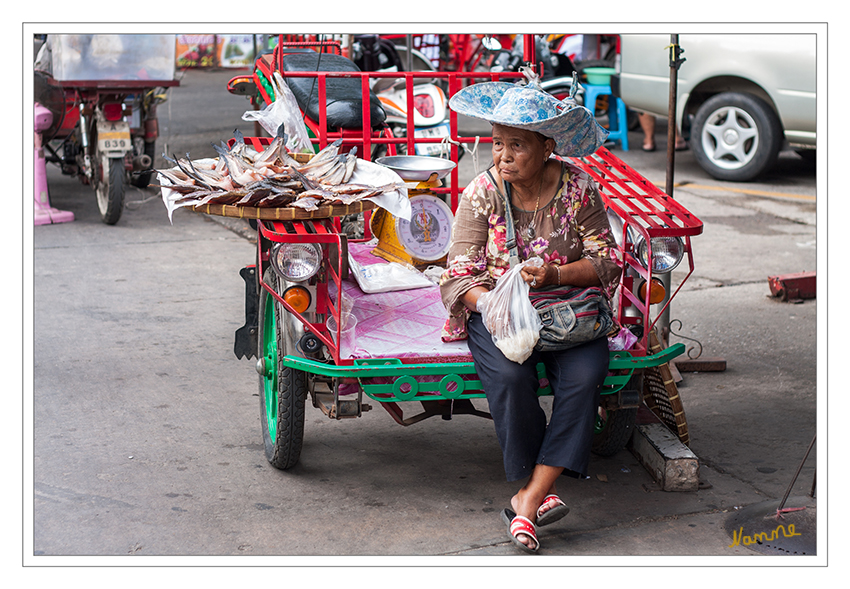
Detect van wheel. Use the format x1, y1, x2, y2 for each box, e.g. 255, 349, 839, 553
691, 92, 782, 181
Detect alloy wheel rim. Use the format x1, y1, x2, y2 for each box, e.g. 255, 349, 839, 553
701, 105, 759, 170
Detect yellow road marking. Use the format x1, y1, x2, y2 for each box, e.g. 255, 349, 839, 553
656, 181, 816, 202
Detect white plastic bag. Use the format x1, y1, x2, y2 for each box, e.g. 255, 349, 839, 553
242, 72, 313, 153
476, 257, 544, 363
348, 254, 434, 294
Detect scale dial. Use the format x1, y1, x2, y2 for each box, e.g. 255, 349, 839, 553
394, 194, 454, 262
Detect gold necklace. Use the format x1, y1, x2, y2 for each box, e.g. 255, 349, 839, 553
522, 176, 545, 241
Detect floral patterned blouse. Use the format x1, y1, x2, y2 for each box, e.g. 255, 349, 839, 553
439, 160, 621, 342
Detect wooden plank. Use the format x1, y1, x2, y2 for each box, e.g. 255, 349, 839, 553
190, 199, 376, 221
673, 357, 728, 372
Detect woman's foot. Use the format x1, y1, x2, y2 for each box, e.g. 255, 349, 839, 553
536, 493, 570, 526
509, 491, 543, 549
506, 465, 565, 550
642, 141, 656, 152
502, 509, 539, 553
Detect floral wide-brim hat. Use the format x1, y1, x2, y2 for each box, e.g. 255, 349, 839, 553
449, 75, 608, 157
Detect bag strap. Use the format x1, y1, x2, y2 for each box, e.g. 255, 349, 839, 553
486, 169, 520, 268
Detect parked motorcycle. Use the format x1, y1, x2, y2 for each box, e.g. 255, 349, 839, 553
229, 37, 456, 161
230, 41, 390, 159
34, 35, 179, 225
351, 35, 454, 159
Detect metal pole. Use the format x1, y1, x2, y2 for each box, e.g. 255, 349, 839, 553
778, 435, 816, 513
406, 35, 413, 72
665, 35, 684, 196
659, 34, 685, 346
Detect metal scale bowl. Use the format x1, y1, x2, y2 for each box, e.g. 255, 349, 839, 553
371, 156, 456, 269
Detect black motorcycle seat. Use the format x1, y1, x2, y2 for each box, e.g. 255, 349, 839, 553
281, 52, 386, 130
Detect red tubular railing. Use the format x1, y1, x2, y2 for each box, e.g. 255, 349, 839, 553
254, 42, 525, 211
258, 217, 351, 364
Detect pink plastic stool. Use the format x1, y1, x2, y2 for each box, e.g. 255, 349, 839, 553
34, 102, 74, 225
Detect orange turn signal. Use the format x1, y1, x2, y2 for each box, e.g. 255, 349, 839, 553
283, 286, 311, 313
638, 278, 667, 305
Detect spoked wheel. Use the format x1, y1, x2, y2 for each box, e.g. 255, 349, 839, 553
257, 269, 308, 470
591, 373, 641, 457
95, 153, 126, 225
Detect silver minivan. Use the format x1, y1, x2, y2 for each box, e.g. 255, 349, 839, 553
618, 34, 816, 181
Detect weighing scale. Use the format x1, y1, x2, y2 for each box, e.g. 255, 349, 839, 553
372, 156, 456, 269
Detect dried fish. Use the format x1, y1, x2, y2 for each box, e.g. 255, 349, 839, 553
308, 138, 343, 165
298, 187, 335, 200
288, 196, 321, 210
197, 189, 250, 206
343, 151, 356, 183
255, 193, 296, 208
235, 187, 273, 206
158, 134, 400, 214
327, 183, 371, 195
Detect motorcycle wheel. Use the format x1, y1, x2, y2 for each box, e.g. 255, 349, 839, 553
95, 154, 125, 225
542, 83, 573, 103
591, 372, 641, 457
258, 269, 308, 470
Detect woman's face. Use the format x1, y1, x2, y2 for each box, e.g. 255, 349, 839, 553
491, 124, 555, 185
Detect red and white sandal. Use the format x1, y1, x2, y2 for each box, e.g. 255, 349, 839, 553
502, 509, 539, 553
535, 494, 570, 527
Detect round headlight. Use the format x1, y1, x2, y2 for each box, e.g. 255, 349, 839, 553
635, 236, 685, 274
270, 243, 321, 282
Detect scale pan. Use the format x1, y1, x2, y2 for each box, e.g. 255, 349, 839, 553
375, 156, 457, 181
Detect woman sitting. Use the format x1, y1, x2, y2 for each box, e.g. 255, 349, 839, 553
440, 73, 621, 553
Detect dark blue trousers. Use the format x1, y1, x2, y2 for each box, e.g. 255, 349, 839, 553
467, 312, 609, 482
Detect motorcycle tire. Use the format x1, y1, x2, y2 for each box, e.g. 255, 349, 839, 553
96, 155, 125, 225
258, 269, 308, 470
592, 372, 641, 457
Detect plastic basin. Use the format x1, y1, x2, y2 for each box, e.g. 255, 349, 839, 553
584, 67, 616, 86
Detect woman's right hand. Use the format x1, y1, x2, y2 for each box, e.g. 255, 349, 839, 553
475, 290, 492, 314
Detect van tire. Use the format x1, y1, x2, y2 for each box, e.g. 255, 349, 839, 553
691, 92, 782, 181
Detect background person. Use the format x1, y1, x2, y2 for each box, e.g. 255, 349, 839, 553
638, 111, 687, 152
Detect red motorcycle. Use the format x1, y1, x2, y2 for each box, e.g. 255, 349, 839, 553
34, 35, 179, 224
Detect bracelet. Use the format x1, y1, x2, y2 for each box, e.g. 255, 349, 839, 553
554, 264, 561, 286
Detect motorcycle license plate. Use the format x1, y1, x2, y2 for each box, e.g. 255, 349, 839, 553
97, 120, 131, 153
413, 122, 451, 156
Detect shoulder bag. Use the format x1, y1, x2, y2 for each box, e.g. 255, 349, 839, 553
487, 169, 614, 352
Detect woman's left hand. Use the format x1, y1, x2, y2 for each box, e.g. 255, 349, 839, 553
521, 263, 556, 289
